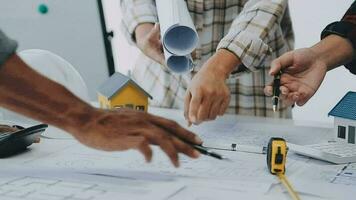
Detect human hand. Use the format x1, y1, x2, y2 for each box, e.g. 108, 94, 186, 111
264, 48, 328, 106
184, 50, 238, 125
135, 23, 165, 66
70, 108, 202, 167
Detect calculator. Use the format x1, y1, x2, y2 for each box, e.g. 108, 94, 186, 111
288, 142, 356, 164
0, 124, 48, 157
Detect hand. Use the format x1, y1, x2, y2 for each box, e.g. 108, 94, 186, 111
184, 50, 239, 125
135, 23, 165, 66
264, 48, 328, 106
70, 108, 202, 167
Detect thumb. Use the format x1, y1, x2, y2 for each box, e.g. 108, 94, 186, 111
269, 51, 294, 76
150, 23, 161, 38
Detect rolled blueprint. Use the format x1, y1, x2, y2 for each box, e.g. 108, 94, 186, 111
156, 0, 198, 73
165, 51, 194, 74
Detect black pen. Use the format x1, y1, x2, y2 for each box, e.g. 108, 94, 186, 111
193, 144, 228, 160
272, 71, 282, 112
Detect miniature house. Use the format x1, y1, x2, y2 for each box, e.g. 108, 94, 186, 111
328, 91, 356, 144
97, 72, 152, 112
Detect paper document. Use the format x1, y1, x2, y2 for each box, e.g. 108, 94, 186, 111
0, 168, 184, 200
187, 120, 333, 150
25, 142, 275, 194
156, 0, 198, 73
287, 162, 356, 199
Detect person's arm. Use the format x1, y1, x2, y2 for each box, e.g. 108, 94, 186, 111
120, 0, 164, 65
216, 0, 289, 73
120, 0, 158, 44
0, 28, 202, 166
0, 54, 202, 167
312, 35, 354, 71
264, 35, 353, 106
264, 1, 356, 106
185, 0, 289, 124
321, 1, 356, 74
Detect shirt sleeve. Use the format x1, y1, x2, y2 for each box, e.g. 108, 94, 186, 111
341, 1, 356, 75
0, 29, 17, 68
120, 0, 158, 45
217, 0, 288, 74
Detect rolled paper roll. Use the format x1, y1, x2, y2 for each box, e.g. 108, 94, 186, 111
156, 0, 198, 73
163, 24, 198, 56
164, 48, 194, 73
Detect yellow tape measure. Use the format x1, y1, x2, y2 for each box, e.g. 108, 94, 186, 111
267, 138, 301, 200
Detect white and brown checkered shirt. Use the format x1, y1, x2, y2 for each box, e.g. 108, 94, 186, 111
121, 0, 294, 118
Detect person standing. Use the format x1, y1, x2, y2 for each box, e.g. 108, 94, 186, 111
121, 0, 294, 125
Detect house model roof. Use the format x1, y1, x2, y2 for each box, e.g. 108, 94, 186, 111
328, 91, 356, 120
98, 72, 153, 100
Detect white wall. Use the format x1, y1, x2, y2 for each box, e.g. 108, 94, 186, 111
103, 0, 356, 123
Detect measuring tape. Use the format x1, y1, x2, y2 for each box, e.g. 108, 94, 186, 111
267, 138, 301, 200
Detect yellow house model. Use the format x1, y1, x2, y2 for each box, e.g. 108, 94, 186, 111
97, 72, 152, 112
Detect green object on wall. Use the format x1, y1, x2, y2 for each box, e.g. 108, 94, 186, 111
38, 4, 49, 14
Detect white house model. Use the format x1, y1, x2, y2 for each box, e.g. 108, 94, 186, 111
328, 91, 356, 144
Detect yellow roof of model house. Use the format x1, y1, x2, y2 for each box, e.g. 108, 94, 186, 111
98, 72, 153, 100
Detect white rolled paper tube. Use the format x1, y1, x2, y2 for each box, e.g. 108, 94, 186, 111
156, 0, 199, 56
164, 48, 194, 74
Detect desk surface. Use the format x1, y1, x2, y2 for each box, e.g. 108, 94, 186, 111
0, 107, 354, 200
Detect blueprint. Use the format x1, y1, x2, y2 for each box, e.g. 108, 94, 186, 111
156, 0, 198, 73
0, 107, 354, 200
0, 169, 184, 200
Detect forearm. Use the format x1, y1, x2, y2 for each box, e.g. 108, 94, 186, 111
0, 54, 95, 134
311, 35, 354, 71
217, 0, 289, 74
120, 0, 158, 44
135, 23, 154, 43
207, 49, 242, 79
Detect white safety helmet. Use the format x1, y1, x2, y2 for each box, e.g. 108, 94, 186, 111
0, 49, 89, 125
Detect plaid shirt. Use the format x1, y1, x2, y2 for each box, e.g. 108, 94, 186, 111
121, 0, 294, 118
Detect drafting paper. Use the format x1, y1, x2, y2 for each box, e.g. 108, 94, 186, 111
156, 0, 198, 73
0, 168, 184, 200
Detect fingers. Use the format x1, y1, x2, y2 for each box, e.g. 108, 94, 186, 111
264, 85, 273, 96
219, 95, 230, 115
150, 23, 160, 38
184, 91, 192, 126
96, 135, 145, 152
137, 141, 153, 163
197, 98, 213, 123
280, 86, 289, 95
172, 137, 200, 159
209, 98, 222, 120
152, 134, 180, 167
131, 123, 200, 167
149, 114, 203, 145
295, 91, 311, 106
265, 73, 296, 98
269, 51, 294, 75
188, 89, 203, 124
147, 23, 166, 66
137, 125, 180, 167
